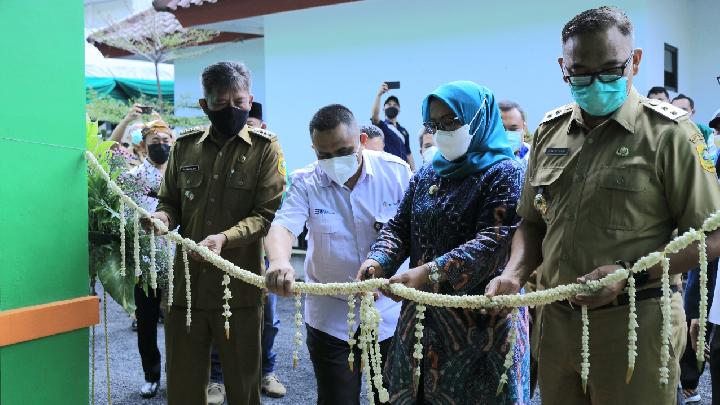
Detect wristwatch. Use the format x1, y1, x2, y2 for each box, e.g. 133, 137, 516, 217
427, 261, 441, 285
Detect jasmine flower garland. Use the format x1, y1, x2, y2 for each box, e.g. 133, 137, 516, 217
149, 232, 157, 293
222, 275, 232, 339
581, 305, 590, 394
347, 294, 357, 371
659, 256, 671, 385
626, 273, 638, 384
182, 245, 191, 331
119, 200, 126, 277
133, 210, 141, 281
698, 232, 709, 369
293, 293, 303, 368
496, 307, 519, 396
413, 304, 426, 389
166, 241, 174, 307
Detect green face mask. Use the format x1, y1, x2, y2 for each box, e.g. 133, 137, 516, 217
570, 77, 628, 117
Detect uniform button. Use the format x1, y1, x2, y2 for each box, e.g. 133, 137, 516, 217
206, 220, 212, 226
616, 177, 625, 185
587, 138, 594, 144
562, 253, 569, 260
210, 197, 215, 203
218, 152, 223, 157
238, 180, 244, 186
213, 174, 219, 180
567, 214, 575, 221
573, 174, 584, 182
241, 156, 247, 163
186, 179, 191, 184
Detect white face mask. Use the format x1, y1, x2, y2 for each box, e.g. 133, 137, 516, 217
506, 130, 524, 153
434, 124, 473, 161
422, 145, 438, 163
318, 153, 360, 186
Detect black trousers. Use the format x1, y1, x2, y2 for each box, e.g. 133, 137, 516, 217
134, 284, 162, 383
306, 324, 391, 405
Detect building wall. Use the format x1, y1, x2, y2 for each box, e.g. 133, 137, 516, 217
173, 0, 719, 172
85, 0, 153, 31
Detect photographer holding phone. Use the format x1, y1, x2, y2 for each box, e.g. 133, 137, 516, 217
110, 104, 159, 166
371, 82, 416, 171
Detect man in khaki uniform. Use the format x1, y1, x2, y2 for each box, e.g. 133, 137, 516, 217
153, 62, 285, 405
486, 7, 720, 404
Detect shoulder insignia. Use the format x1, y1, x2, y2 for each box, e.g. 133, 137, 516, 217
539, 103, 574, 125
642, 99, 688, 121
695, 143, 717, 173
249, 127, 278, 142
177, 126, 207, 140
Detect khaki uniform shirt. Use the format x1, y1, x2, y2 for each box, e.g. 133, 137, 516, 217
518, 88, 720, 290
157, 125, 286, 309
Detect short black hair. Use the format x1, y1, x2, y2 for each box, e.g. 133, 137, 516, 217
498, 100, 527, 121
647, 86, 669, 98
384, 96, 400, 107
308, 104, 356, 137
361, 124, 384, 140
201, 62, 251, 96
562, 6, 633, 44
672, 94, 695, 110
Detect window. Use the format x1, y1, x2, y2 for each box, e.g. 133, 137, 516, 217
664, 43, 678, 92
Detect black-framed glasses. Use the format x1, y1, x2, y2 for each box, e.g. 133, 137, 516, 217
423, 114, 462, 134
564, 52, 634, 87
717, 76, 720, 86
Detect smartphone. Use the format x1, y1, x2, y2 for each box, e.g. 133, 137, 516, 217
138, 105, 153, 115
385, 81, 400, 90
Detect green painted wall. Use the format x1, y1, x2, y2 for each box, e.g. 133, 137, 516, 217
0, 1, 89, 404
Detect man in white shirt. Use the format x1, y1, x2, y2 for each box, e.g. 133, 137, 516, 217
264, 104, 411, 405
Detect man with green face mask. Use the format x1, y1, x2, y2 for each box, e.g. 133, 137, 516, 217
485, 6, 720, 405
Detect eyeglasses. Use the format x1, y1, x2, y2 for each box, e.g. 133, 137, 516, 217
423, 115, 462, 134
564, 52, 634, 87
717, 76, 720, 86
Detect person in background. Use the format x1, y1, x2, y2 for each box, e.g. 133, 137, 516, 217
417, 127, 437, 165
371, 83, 416, 171
647, 86, 670, 103
111, 104, 155, 167
362, 124, 386, 152
499, 100, 531, 162
265, 104, 410, 405
120, 120, 175, 399
207, 100, 287, 404
672, 94, 717, 162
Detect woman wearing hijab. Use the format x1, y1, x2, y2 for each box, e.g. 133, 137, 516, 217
359, 81, 530, 404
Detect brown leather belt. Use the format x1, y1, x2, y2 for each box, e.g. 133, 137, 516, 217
557, 285, 678, 311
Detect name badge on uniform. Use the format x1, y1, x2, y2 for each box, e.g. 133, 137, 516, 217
545, 148, 569, 156
180, 165, 200, 172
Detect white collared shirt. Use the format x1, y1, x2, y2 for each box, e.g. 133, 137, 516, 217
273, 150, 412, 341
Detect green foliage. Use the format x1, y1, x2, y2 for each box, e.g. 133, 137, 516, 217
86, 91, 208, 128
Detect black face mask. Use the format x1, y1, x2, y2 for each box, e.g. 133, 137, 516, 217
147, 143, 171, 165
385, 106, 399, 119
206, 105, 249, 138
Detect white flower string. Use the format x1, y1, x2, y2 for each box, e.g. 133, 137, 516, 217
166, 240, 175, 308
364, 293, 389, 403
182, 245, 191, 332
347, 294, 357, 371
496, 307, 519, 396
293, 293, 303, 369
133, 210, 141, 282
659, 256, 672, 385
149, 234, 157, 294
413, 304, 426, 390
84, 153, 720, 388
581, 305, 590, 394
119, 200, 126, 277
222, 275, 232, 339
626, 273, 638, 384
698, 232, 709, 369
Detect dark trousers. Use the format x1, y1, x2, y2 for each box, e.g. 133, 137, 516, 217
134, 284, 162, 383
680, 319, 712, 390
306, 324, 391, 405
211, 293, 279, 383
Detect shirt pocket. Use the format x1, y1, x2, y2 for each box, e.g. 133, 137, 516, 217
224, 168, 255, 215
177, 171, 204, 211
307, 217, 342, 266
529, 167, 565, 224
590, 166, 651, 231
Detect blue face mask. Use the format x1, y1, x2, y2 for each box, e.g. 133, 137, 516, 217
131, 130, 143, 145
570, 77, 629, 117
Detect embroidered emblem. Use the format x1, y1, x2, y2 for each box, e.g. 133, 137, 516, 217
184, 190, 195, 201
616, 146, 630, 157
696, 144, 716, 173
533, 193, 548, 217
278, 156, 287, 176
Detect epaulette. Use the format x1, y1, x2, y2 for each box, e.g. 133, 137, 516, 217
539, 103, 574, 125
642, 98, 688, 122
249, 127, 278, 142
177, 126, 207, 140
